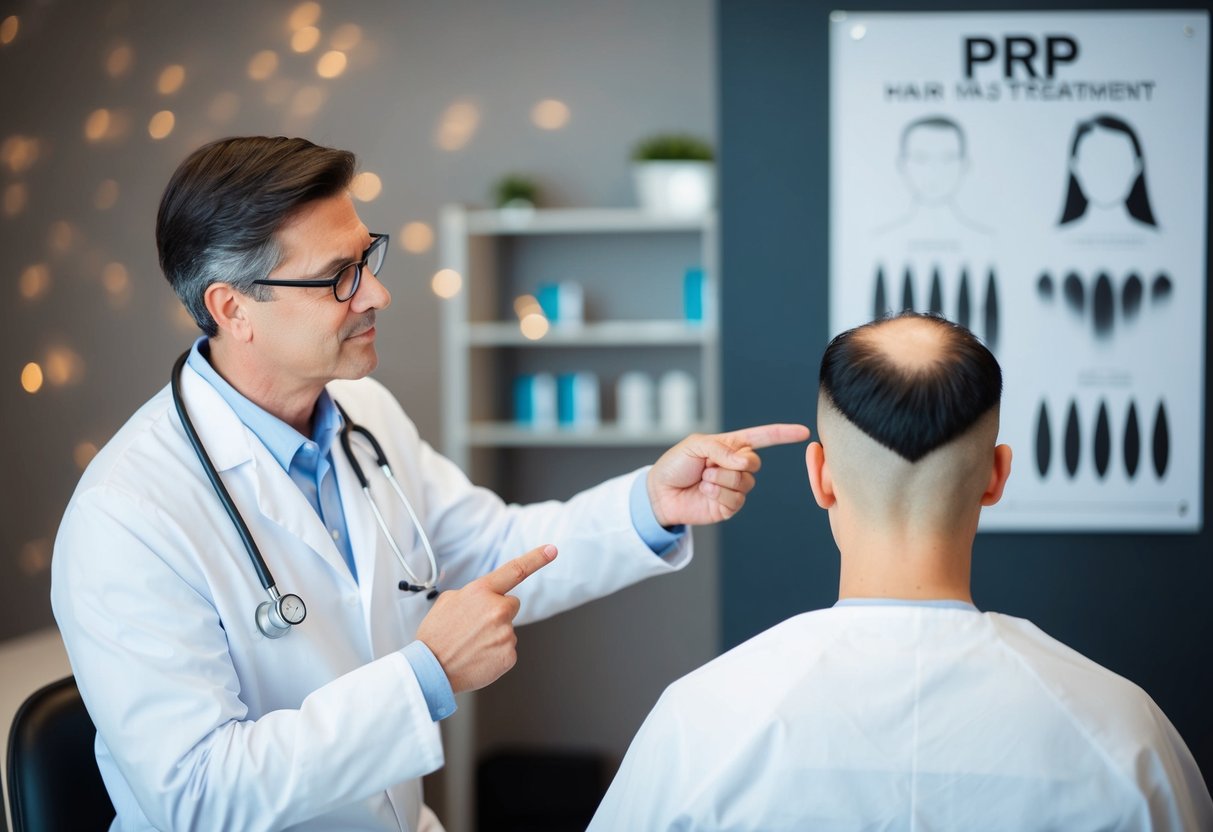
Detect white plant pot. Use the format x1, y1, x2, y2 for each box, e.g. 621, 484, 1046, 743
632, 161, 714, 216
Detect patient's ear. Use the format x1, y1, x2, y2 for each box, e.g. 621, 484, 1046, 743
806, 442, 835, 509
980, 444, 1013, 507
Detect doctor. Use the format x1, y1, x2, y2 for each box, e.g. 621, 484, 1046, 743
50, 135, 808, 832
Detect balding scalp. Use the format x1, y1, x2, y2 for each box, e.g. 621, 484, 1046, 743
820, 314, 1001, 462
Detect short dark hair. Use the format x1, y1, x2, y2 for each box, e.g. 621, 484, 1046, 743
156, 136, 356, 335
899, 115, 966, 159
819, 313, 1001, 462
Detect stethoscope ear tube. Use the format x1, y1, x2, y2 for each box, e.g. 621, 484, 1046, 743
172, 350, 306, 636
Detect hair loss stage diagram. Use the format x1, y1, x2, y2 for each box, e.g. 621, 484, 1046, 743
830, 11, 1208, 531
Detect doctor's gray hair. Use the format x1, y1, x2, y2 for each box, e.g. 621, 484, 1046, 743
156, 136, 356, 336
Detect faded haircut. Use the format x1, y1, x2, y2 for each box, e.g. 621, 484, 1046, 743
156, 136, 356, 336
819, 313, 1001, 462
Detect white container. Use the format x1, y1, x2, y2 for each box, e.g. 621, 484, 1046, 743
536, 281, 584, 327
659, 370, 697, 432
530, 372, 557, 429
559, 371, 600, 428
616, 372, 655, 431
632, 161, 715, 216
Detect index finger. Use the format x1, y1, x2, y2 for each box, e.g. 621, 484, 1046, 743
478, 544, 558, 594
718, 423, 811, 450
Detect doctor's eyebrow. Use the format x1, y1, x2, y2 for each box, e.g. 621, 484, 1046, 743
292, 235, 373, 282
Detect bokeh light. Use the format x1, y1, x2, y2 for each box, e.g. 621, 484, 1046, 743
44, 345, 85, 386
103, 262, 132, 306
157, 64, 186, 95
291, 26, 321, 53
105, 43, 134, 77
3, 135, 40, 172
520, 313, 550, 340
74, 441, 99, 470
401, 222, 435, 254
264, 78, 294, 106
172, 302, 198, 332
21, 362, 43, 393
49, 221, 76, 253
291, 85, 326, 117
94, 179, 120, 210
514, 294, 544, 318
0, 15, 18, 46
148, 110, 175, 139
531, 99, 571, 130
208, 91, 241, 123
19, 264, 50, 300
289, 2, 321, 30
85, 109, 112, 142
3, 182, 27, 217
19, 539, 51, 577
316, 50, 347, 78
350, 171, 382, 201
431, 268, 463, 299
330, 23, 362, 50
248, 50, 278, 81
435, 100, 480, 151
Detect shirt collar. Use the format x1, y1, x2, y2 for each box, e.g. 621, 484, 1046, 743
186, 336, 344, 472
834, 597, 980, 612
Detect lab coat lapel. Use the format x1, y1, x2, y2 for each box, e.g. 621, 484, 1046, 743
331, 428, 382, 633
179, 362, 356, 584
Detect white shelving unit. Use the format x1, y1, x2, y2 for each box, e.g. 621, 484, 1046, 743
440, 205, 720, 471
435, 206, 720, 831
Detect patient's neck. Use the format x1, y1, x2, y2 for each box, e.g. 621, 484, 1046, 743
835, 525, 974, 603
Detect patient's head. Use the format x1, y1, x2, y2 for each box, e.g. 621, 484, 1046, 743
808, 313, 1009, 542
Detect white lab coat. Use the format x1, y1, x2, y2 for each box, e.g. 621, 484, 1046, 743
51, 364, 690, 832
590, 605, 1213, 832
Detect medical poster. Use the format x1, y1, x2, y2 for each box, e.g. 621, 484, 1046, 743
829, 11, 1208, 531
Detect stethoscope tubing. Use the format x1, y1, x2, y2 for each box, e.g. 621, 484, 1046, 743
334, 401, 440, 591
172, 351, 280, 595
172, 349, 440, 639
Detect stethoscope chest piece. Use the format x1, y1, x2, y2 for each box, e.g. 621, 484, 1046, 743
257, 592, 307, 639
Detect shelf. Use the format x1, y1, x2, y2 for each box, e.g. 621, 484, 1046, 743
465, 320, 716, 347
465, 423, 707, 447
464, 208, 713, 236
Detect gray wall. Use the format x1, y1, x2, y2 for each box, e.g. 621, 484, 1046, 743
0, 0, 714, 641
719, 0, 1213, 787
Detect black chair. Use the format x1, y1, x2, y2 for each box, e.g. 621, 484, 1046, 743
477, 748, 607, 832
6, 676, 115, 832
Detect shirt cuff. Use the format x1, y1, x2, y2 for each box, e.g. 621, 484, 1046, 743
402, 641, 457, 722
629, 468, 687, 558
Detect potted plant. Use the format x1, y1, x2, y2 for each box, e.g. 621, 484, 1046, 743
492, 174, 540, 226
631, 133, 715, 216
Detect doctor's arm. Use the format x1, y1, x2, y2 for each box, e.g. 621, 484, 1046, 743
53, 488, 448, 831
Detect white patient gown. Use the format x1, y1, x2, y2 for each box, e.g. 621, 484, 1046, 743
590, 604, 1212, 831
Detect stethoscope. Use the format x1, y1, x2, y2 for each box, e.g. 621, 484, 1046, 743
170, 350, 440, 639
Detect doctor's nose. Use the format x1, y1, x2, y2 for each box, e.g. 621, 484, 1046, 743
351, 268, 391, 312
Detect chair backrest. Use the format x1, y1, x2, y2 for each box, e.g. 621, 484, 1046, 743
6, 676, 115, 832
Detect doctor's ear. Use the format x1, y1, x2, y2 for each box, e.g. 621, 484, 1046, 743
204, 282, 254, 342
806, 441, 835, 510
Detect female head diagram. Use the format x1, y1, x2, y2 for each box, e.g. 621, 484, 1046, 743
1059, 114, 1157, 227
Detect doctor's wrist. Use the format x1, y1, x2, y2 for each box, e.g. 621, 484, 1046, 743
402, 641, 456, 721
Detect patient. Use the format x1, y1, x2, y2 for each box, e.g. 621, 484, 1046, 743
590, 313, 1212, 830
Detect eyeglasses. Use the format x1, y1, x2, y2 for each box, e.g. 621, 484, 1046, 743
253, 233, 390, 302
